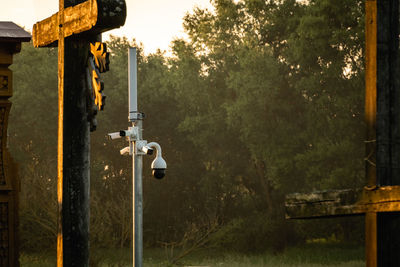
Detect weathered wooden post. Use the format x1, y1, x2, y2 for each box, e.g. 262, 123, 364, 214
0, 22, 31, 267
285, 1, 400, 266
32, 0, 126, 266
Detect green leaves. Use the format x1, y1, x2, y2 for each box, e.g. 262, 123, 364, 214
10, 0, 366, 250
175, 0, 365, 218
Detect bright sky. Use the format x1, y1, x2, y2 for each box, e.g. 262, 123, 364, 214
1, 0, 214, 54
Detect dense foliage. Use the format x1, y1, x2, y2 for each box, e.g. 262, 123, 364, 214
10, 0, 365, 254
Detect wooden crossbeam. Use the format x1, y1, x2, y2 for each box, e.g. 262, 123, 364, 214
33, 0, 96, 47
33, 0, 126, 48
286, 186, 400, 219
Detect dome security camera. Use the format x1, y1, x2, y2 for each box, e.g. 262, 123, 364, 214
151, 155, 167, 179
145, 142, 167, 179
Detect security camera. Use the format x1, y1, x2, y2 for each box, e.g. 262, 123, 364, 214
141, 145, 154, 155
146, 142, 167, 179
108, 131, 122, 140
151, 155, 167, 179
120, 146, 131, 156
107, 127, 138, 140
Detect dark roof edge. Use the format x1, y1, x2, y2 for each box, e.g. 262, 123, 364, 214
0, 22, 31, 42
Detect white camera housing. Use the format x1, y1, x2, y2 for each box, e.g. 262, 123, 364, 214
141, 145, 154, 155
120, 146, 131, 156
146, 142, 167, 179
108, 132, 122, 140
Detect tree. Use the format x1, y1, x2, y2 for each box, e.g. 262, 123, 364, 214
174, 0, 365, 248
9, 0, 366, 254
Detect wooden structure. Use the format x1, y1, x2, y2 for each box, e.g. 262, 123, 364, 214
0, 22, 31, 267
285, 1, 400, 266
32, 0, 125, 266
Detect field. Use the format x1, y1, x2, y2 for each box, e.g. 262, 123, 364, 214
20, 243, 364, 267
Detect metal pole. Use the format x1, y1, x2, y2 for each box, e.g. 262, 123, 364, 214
133, 120, 143, 267
129, 47, 143, 267
109, 47, 165, 266
129, 47, 138, 121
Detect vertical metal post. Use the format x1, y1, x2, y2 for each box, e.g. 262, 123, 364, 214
129, 47, 143, 267
133, 120, 143, 267
109, 47, 164, 266
129, 47, 138, 121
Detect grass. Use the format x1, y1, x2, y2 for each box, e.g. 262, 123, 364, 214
20, 243, 365, 267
